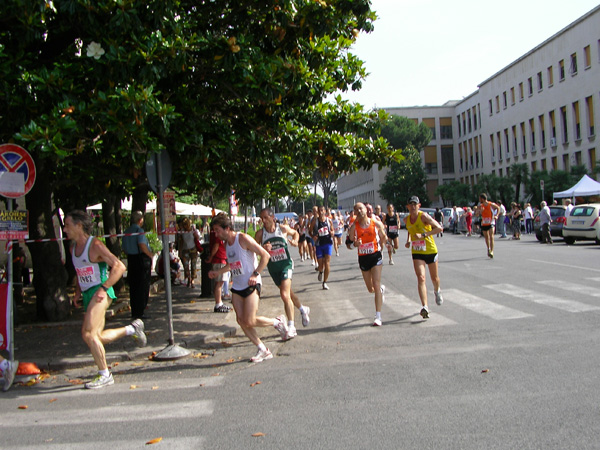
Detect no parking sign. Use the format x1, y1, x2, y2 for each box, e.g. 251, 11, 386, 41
0, 143, 36, 198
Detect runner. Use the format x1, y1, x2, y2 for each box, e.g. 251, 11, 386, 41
295, 215, 308, 261
348, 202, 388, 326
404, 197, 444, 319
478, 193, 500, 258
383, 203, 401, 265
64, 210, 147, 389
331, 211, 344, 257
312, 205, 334, 290
255, 208, 311, 340
305, 210, 318, 267
208, 213, 288, 363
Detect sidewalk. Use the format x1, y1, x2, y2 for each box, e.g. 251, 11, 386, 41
12, 278, 278, 372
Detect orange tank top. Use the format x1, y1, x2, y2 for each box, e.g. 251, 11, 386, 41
354, 219, 380, 255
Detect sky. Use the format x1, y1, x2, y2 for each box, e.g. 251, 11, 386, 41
338, 0, 600, 109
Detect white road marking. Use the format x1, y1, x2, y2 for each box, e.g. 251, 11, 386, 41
444, 288, 533, 319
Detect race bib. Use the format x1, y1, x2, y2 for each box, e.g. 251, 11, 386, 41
76, 266, 100, 286
389, 225, 398, 233
412, 240, 426, 252
229, 260, 243, 278
318, 226, 330, 237
482, 217, 492, 225
358, 242, 374, 255
269, 247, 288, 262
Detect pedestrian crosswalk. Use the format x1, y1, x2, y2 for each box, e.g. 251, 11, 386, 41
321, 277, 600, 331
1, 376, 224, 448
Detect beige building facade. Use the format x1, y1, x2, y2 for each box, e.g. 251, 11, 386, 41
337, 5, 600, 208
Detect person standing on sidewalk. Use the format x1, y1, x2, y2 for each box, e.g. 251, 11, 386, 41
348, 202, 388, 327
1, 355, 18, 392
478, 194, 500, 258
64, 210, 146, 389
539, 201, 553, 244
404, 196, 444, 319
122, 211, 153, 320
255, 208, 311, 339
524, 203, 534, 234
206, 228, 231, 313
177, 217, 201, 288
208, 213, 288, 363
496, 200, 508, 238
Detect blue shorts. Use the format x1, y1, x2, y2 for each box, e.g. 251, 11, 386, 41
316, 243, 333, 259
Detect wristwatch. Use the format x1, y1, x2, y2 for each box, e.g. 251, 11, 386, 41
252, 270, 260, 277
100, 285, 109, 292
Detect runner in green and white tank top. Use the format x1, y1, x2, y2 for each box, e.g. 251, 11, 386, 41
261, 222, 294, 286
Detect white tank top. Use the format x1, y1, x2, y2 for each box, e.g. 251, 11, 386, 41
71, 236, 108, 291
226, 233, 260, 290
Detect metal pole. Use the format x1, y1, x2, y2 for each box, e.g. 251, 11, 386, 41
8, 200, 14, 361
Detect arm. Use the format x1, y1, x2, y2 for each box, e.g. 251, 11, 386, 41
376, 220, 388, 248
404, 218, 411, 248
138, 241, 154, 259
418, 213, 443, 239
90, 239, 126, 304
281, 224, 299, 247
239, 233, 271, 285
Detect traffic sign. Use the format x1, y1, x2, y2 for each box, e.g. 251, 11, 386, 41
0, 144, 36, 198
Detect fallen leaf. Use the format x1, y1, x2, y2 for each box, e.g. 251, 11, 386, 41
113, 362, 119, 367
152, 386, 159, 390
221, 342, 232, 348
18, 405, 28, 409
193, 353, 209, 359
226, 358, 235, 363
211, 373, 220, 377
189, 300, 196, 304
145, 437, 163, 445
130, 385, 140, 390
68, 379, 85, 385
250, 381, 262, 387
481, 369, 489, 373
49, 398, 58, 403
252, 432, 265, 437
199, 384, 205, 387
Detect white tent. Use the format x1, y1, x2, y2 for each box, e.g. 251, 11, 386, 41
88, 198, 222, 216
553, 175, 600, 202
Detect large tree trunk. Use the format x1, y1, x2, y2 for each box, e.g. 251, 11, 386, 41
26, 167, 69, 322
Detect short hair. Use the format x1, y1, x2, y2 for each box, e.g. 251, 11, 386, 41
260, 207, 274, 217
130, 210, 144, 225
67, 210, 93, 235
210, 212, 232, 230
541, 201, 547, 207
479, 193, 487, 201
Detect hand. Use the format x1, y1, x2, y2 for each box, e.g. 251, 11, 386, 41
405, 242, 410, 249
263, 242, 272, 252
208, 271, 217, 279
72, 293, 81, 308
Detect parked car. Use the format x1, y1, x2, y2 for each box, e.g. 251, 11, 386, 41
562, 203, 600, 245
533, 205, 567, 241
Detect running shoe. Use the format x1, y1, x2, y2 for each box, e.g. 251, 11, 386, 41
301, 306, 311, 327
274, 315, 289, 340
250, 348, 273, 363
85, 372, 115, 389
372, 318, 382, 327
380, 284, 386, 303
214, 304, 231, 313
420, 306, 430, 319
322, 282, 329, 290
286, 326, 298, 340
2, 359, 18, 392
318, 271, 323, 282
489, 251, 494, 259
435, 290, 444, 305
130, 319, 147, 347
389, 259, 394, 265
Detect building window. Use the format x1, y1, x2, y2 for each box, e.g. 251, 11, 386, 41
527, 77, 533, 96
495, 95, 500, 113
510, 87, 515, 105
440, 125, 453, 140
584, 45, 591, 69
521, 122, 526, 155
504, 129, 510, 159
551, 156, 557, 170
573, 101, 581, 141
531, 161, 537, 172
563, 154, 570, 171
488, 100, 493, 116
519, 82, 524, 101
468, 111, 472, 133
549, 110, 556, 140
529, 118, 536, 151
490, 135, 495, 160
425, 163, 438, 174
590, 148, 596, 172
559, 59, 565, 81
541, 159, 547, 171
560, 106, 568, 143
473, 107, 478, 130
502, 91, 507, 109
570, 53, 578, 75
457, 115, 462, 136
539, 114, 546, 148
547, 66, 554, 87
575, 151, 582, 165
497, 132, 502, 160
585, 96, 595, 136
537, 72, 543, 91
441, 146, 454, 174
512, 126, 518, 156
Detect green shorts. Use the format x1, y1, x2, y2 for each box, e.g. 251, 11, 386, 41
82, 285, 116, 312
268, 264, 293, 287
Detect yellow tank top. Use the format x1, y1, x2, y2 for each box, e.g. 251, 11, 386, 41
405, 211, 438, 255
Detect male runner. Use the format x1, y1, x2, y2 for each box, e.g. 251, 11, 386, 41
209, 213, 288, 362
478, 193, 500, 258
255, 208, 311, 339
64, 210, 147, 389
348, 202, 388, 326
383, 203, 401, 265
404, 197, 444, 319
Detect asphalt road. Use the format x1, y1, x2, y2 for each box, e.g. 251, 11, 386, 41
2, 232, 599, 449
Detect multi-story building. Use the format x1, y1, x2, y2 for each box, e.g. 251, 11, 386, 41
337, 5, 599, 209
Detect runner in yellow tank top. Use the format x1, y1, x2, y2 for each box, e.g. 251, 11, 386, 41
404, 196, 444, 319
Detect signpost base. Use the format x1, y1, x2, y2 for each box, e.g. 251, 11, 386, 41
152, 343, 191, 361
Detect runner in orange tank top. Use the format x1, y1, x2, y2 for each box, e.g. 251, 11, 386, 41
478, 193, 500, 258
348, 202, 388, 326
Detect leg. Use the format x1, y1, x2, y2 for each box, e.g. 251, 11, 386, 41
231, 292, 274, 347
322, 254, 331, 282
427, 260, 440, 292
483, 228, 491, 252
82, 298, 125, 371
279, 279, 295, 322
213, 280, 224, 304
413, 259, 428, 307
369, 265, 383, 312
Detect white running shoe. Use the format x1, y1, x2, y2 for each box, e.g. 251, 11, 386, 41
250, 348, 273, 363
372, 318, 382, 327
130, 319, 147, 347
322, 282, 329, 290
2, 359, 18, 392
389, 259, 394, 265
85, 373, 115, 390
301, 306, 311, 327
286, 326, 297, 340
435, 290, 444, 306
420, 306, 430, 319
274, 315, 289, 340
380, 285, 386, 303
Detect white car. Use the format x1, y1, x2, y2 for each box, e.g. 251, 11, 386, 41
562, 203, 600, 245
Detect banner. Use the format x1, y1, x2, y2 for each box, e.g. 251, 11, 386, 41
0, 283, 9, 351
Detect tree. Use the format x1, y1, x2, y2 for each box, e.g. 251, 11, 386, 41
380, 148, 430, 209
508, 163, 529, 203
314, 171, 337, 209
525, 170, 551, 206
2, 0, 400, 320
